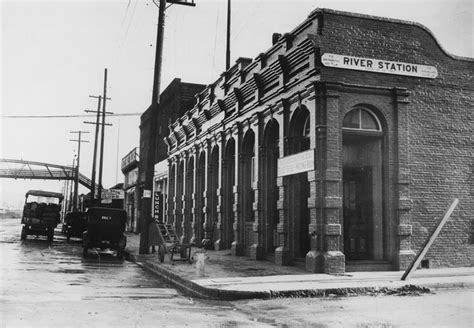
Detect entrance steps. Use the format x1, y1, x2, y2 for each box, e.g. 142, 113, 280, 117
346, 260, 393, 272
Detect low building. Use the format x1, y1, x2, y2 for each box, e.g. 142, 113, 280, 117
122, 147, 140, 232
164, 8, 473, 273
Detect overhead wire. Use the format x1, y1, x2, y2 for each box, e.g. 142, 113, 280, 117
2, 113, 142, 119
212, 4, 221, 79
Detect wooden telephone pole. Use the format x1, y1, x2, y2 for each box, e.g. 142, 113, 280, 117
85, 88, 112, 203
69, 130, 89, 211
84, 69, 112, 204
226, 0, 231, 70
139, 0, 196, 254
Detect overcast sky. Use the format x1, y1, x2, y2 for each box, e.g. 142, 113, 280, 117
1, 0, 472, 208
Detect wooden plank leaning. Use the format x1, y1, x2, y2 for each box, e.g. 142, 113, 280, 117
401, 198, 459, 281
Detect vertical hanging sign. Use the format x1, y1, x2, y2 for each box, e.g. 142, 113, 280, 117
153, 191, 163, 221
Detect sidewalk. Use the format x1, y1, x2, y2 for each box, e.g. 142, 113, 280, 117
124, 232, 474, 300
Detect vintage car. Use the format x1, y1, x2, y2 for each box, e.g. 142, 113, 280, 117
21, 190, 63, 242
82, 207, 127, 258
63, 211, 87, 242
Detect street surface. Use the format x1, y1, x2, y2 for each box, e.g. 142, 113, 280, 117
1, 217, 473, 327
0, 218, 261, 327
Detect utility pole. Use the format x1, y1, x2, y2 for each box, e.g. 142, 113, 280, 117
85, 93, 112, 202
69, 131, 89, 211
140, 0, 196, 254
98, 68, 110, 203
226, 0, 231, 70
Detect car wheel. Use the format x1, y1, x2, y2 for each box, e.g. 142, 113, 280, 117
83, 247, 88, 258
21, 226, 27, 240
47, 229, 54, 242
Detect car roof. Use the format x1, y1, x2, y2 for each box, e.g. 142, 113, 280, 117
25, 190, 64, 199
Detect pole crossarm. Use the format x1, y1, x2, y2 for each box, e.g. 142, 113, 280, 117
0, 158, 101, 191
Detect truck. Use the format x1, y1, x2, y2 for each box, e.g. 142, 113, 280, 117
21, 190, 64, 242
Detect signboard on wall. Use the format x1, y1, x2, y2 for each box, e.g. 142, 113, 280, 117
153, 191, 163, 221
321, 53, 438, 79
143, 190, 151, 198
101, 188, 124, 200
278, 150, 314, 177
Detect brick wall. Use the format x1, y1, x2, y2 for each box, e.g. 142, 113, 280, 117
316, 9, 473, 267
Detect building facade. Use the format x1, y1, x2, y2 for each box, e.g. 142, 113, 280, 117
165, 9, 473, 273
122, 147, 140, 232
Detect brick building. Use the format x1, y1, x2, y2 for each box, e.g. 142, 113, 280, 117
138, 78, 205, 233
164, 9, 473, 273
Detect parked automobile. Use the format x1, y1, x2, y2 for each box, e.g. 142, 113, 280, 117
63, 211, 87, 242
82, 207, 127, 258
21, 190, 63, 242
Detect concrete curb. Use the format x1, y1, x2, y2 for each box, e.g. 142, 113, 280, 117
124, 250, 474, 301
125, 251, 270, 300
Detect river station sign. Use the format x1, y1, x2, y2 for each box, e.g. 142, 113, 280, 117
321, 53, 438, 78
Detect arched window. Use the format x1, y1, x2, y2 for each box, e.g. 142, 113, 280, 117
289, 109, 310, 154
303, 116, 310, 138
343, 108, 381, 132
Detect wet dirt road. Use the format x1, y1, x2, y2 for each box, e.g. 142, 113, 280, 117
2, 217, 472, 327
0, 218, 262, 327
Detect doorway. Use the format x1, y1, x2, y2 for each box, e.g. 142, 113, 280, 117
342, 108, 384, 261
343, 167, 372, 259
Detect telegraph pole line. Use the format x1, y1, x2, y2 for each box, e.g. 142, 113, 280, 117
70, 130, 89, 211
85, 93, 112, 201
140, 0, 196, 254
226, 0, 231, 70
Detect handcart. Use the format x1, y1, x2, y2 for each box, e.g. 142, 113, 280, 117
156, 223, 193, 264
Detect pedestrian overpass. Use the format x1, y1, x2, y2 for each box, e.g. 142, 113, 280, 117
0, 158, 96, 190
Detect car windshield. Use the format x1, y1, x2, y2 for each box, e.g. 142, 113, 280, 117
26, 195, 61, 205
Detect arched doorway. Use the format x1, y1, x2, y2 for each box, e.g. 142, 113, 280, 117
176, 160, 184, 236
222, 138, 235, 249
242, 130, 255, 256
262, 119, 279, 255
184, 156, 194, 242
342, 107, 384, 261
288, 108, 311, 259
207, 146, 219, 248
194, 152, 206, 244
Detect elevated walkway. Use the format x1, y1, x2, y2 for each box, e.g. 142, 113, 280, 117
0, 158, 97, 190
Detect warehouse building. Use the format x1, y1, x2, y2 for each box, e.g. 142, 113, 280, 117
163, 8, 473, 273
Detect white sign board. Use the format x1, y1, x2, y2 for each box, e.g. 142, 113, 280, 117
278, 150, 314, 177
321, 53, 438, 79
154, 159, 169, 177
143, 189, 152, 198
101, 189, 124, 200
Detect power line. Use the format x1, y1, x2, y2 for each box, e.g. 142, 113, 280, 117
2, 113, 141, 119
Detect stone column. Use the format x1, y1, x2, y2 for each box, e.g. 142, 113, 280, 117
250, 113, 265, 260
393, 88, 415, 270
232, 123, 244, 256
307, 82, 345, 274
180, 152, 189, 243
202, 139, 213, 247
305, 85, 322, 270
173, 157, 183, 235
189, 147, 199, 245
215, 132, 226, 250
275, 100, 291, 265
